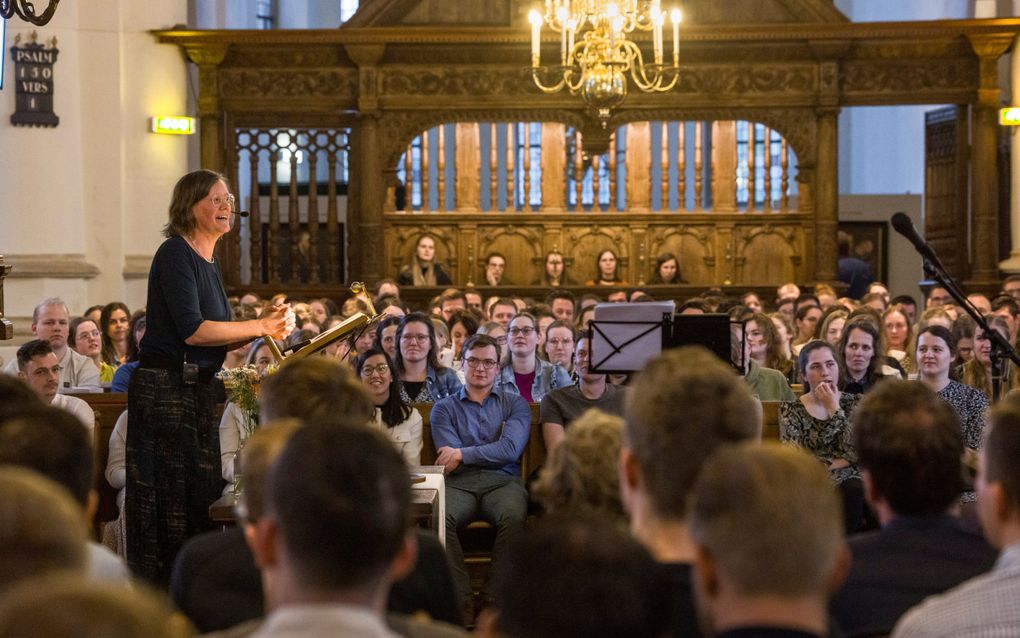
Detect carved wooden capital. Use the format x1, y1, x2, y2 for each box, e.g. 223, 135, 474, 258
184, 44, 228, 67
345, 43, 386, 66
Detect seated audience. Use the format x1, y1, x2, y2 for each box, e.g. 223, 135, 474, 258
483, 252, 508, 286
110, 312, 145, 392
497, 313, 571, 404
375, 315, 403, 360
545, 290, 576, 324
477, 321, 510, 367
83, 304, 104, 325
219, 338, 282, 490
477, 516, 667, 638
439, 289, 467, 322
356, 348, 423, 465
2, 297, 100, 390
1003, 274, 1020, 299
374, 278, 401, 301
953, 314, 976, 364
541, 332, 626, 451
542, 319, 576, 374
222, 303, 261, 370
777, 282, 801, 303
780, 340, 864, 532
927, 285, 953, 309
533, 410, 627, 524
69, 316, 115, 384
791, 304, 823, 351
398, 234, 453, 286
0, 574, 189, 638
838, 316, 902, 395
488, 297, 517, 328
893, 405, 1020, 637
891, 294, 918, 323
376, 294, 409, 318
16, 340, 95, 434
741, 292, 763, 313
741, 323, 795, 402
959, 315, 1020, 400
100, 301, 132, 367
916, 325, 989, 453
586, 249, 629, 286
744, 312, 795, 384
0, 467, 88, 593
246, 424, 417, 638
430, 334, 531, 607
968, 292, 993, 315
447, 309, 480, 370
816, 283, 839, 309
621, 346, 760, 638
394, 313, 462, 403
308, 297, 339, 327
0, 405, 129, 582
882, 304, 915, 373
829, 380, 998, 637
689, 443, 849, 638
535, 250, 573, 287
431, 316, 455, 368
819, 307, 848, 346
649, 252, 686, 285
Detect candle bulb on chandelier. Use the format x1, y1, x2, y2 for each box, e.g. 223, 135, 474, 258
558, 5, 568, 64
529, 9, 542, 67
654, 11, 664, 64
671, 9, 682, 66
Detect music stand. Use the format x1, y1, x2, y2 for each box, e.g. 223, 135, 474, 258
589, 301, 675, 374
265, 312, 376, 366
670, 314, 746, 374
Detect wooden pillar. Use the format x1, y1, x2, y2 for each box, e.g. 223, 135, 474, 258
814, 108, 839, 284
186, 44, 228, 172
969, 36, 1013, 285
347, 44, 387, 283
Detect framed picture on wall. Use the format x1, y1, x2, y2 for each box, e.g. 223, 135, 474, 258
837, 221, 888, 286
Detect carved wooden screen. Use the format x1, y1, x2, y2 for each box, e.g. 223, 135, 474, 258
924, 107, 970, 282
385, 120, 808, 288
226, 127, 352, 288
395, 120, 798, 214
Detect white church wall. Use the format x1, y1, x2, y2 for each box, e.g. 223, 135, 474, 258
0, 0, 189, 366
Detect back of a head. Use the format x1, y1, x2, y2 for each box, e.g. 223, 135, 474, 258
0, 468, 87, 593
0, 406, 93, 506
533, 409, 626, 523
259, 357, 373, 424
984, 405, 1020, 513
853, 380, 963, 516
0, 574, 191, 638
268, 423, 411, 591
689, 442, 842, 597
624, 346, 759, 519
0, 376, 41, 423
237, 419, 304, 523
492, 515, 667, 638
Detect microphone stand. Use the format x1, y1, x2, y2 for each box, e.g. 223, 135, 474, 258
919, 255, 1020, 402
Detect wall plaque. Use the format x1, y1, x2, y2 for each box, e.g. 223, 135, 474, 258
10, 31, 58, 127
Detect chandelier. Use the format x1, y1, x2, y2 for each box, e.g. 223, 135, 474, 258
1, 0, 61, 26
529, 0, 681, 125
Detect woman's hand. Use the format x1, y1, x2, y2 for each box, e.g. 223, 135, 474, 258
813, 381, 840, 416
260, 304, 295, 340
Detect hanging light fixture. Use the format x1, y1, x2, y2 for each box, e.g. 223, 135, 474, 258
529, 0, 681, 126
1, 0, 61, 26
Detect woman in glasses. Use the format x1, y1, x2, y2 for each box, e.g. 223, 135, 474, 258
496, 312, 571, 403
127, 170, 293, 584
355, 347, 423, 466
394, 312, 462, 403
69, 316, 115, 385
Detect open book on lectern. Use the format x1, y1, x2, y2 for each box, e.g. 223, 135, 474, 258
588, 301, 675, 374
265, 312, 376, 365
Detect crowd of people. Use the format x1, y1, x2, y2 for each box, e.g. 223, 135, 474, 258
3, 169, 1020, 636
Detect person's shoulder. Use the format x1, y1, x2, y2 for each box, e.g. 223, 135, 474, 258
892, 571, 1003, 638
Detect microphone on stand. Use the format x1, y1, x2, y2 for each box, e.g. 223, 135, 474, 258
890, 212, 943, 271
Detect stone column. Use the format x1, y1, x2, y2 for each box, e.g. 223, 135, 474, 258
969, 36, 1013, 285
814, 108, 840, 284
185, 45, 228, 172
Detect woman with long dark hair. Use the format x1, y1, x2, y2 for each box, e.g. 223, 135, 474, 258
100, 301, 131, 367
585, 249, 628, 286
393, 312, 462, 403
355, 347, 423, 465
649, 252, 686, 285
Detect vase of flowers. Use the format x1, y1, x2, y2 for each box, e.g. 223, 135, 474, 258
217, 363, 273, 496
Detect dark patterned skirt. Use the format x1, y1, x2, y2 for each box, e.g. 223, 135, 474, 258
126, 367, 224, 584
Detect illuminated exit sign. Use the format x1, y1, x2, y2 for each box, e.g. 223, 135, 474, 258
149, 115, 195, 135
1000, 108, 1020, 126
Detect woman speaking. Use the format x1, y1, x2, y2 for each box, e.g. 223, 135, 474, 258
127, 169, 292, 583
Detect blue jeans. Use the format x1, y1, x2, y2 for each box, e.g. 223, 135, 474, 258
444, 467, 527, 602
